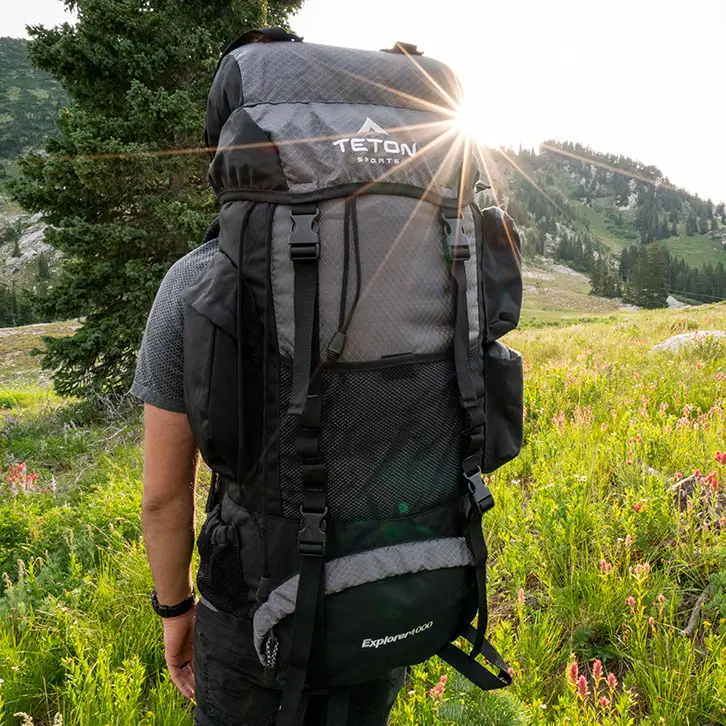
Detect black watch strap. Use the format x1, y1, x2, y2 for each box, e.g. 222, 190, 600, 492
151, 590, 196, 618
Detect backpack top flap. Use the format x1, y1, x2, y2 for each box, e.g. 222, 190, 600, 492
206, 40, 480, 204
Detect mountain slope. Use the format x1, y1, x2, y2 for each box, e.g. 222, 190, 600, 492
0, 37, 68, 174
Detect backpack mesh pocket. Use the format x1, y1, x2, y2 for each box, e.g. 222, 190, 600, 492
196, 503, 251, 618
278, 355, 464, 522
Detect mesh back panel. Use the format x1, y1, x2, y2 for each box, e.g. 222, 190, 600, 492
279, 357, 463, 522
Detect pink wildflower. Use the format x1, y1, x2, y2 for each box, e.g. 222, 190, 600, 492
517, 588, 525, 606
627, 596, 636, 609
428, 674, 447, 700
592, 659, 603, 682
599, 696, 610, 708
649, 616, 655, 627
607, 672, 618, 689
631, 501, 643, 513
567, 661, 579, 685
625, 534, 633, 548
599, 560, 613, 574
577, 675, 589, 698
657, 593, 665, 604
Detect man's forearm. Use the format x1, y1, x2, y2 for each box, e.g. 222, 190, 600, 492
143, 489, 196, 605
141, 404, 200, 606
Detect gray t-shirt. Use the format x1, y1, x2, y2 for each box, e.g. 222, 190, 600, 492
131, 240, 218, 412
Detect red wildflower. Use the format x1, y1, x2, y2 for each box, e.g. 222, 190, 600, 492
599, 696, 610, 708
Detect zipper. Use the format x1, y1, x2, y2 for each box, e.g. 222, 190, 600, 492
262, 629, 279, 681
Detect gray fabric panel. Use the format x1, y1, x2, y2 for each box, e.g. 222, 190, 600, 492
245, 102, 463, 198
252, 537, 474, 660
271, 198, 480, 362
232, 42, 463, 110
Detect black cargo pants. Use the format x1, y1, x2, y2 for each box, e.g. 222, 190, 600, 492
193, 602, 406, 726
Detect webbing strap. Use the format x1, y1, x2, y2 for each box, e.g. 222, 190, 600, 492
288, 205, 321, 416
444, 211, 496, 664
276, 557, 325, 726
438, 631, 511, 692
467, 510, 489, 659
278, 213, 327, 725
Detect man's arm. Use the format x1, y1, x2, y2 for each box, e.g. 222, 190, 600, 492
142, 403, 199, 698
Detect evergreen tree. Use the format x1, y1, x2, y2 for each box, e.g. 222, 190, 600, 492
11, 0, 304, 397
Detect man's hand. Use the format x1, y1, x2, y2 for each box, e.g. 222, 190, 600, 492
164, 605, 197, 699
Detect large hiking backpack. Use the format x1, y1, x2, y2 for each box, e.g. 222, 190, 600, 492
184, 27, 524, 724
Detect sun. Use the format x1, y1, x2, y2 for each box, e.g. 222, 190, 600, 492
453, 99, 490, 148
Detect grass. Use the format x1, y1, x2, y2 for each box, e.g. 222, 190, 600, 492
662, 234, 726, 269
3, 306, 726, 724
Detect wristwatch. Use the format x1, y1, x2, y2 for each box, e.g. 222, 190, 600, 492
150, 589, 196, 618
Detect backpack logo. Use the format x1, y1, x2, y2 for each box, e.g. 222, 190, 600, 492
357, 117, 389, 135
361, 621, 434, 649
331, 117, 418, 166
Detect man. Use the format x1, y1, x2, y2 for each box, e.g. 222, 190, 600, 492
132, 234, 406, 724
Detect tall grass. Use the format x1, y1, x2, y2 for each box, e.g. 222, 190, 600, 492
3, 305, 726, 724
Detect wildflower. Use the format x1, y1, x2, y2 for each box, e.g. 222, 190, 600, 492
625, 534, 633, 548
517, 588, 525, 606
674, 472, 683, 481
659, 402, 668, 417
601, 423, 609, 432
626, 459, 633, 465
599, 696, 610, 708
428, 674, 447, 700
649, 616, 655, 627
634, 562, 650, 577
599, 559, 613, 574
631, 501, 643, 513
665, 425, 672, 433
592, 659, 603, 683
636, 435, 642, 443
626, 596, 636, 609
607, 672, 618, 689
577, 675, 589, 698
567, 661, 579, 685
695, 469, 701, 477
508, 667, 515, 677
657, 593, 665, 604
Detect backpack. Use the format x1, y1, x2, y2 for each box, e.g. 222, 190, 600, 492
183, 27, 524, 725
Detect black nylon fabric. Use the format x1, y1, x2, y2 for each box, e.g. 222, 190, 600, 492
475, 205, 523, 343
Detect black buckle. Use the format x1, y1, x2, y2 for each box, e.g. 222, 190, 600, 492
465, 469, 495, 514
298, 505, 328, 557
289, 209, 320, 261
442, 214, 471, 261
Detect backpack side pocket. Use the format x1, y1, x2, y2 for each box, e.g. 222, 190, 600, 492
482, 341, 523, 473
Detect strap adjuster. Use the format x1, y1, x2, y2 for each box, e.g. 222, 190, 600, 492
465, 469, 495, 514
298, 505, 328, 557
289, 210, 320, 261
442, 214, 471, 261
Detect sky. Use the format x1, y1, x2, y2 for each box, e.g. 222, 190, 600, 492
4, 0, 726, 202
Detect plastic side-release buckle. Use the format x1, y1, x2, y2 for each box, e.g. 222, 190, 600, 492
298, 505, 328, 557
465, 469, 495, 514
289, 209, 320, 261
442, 214, 471, 261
